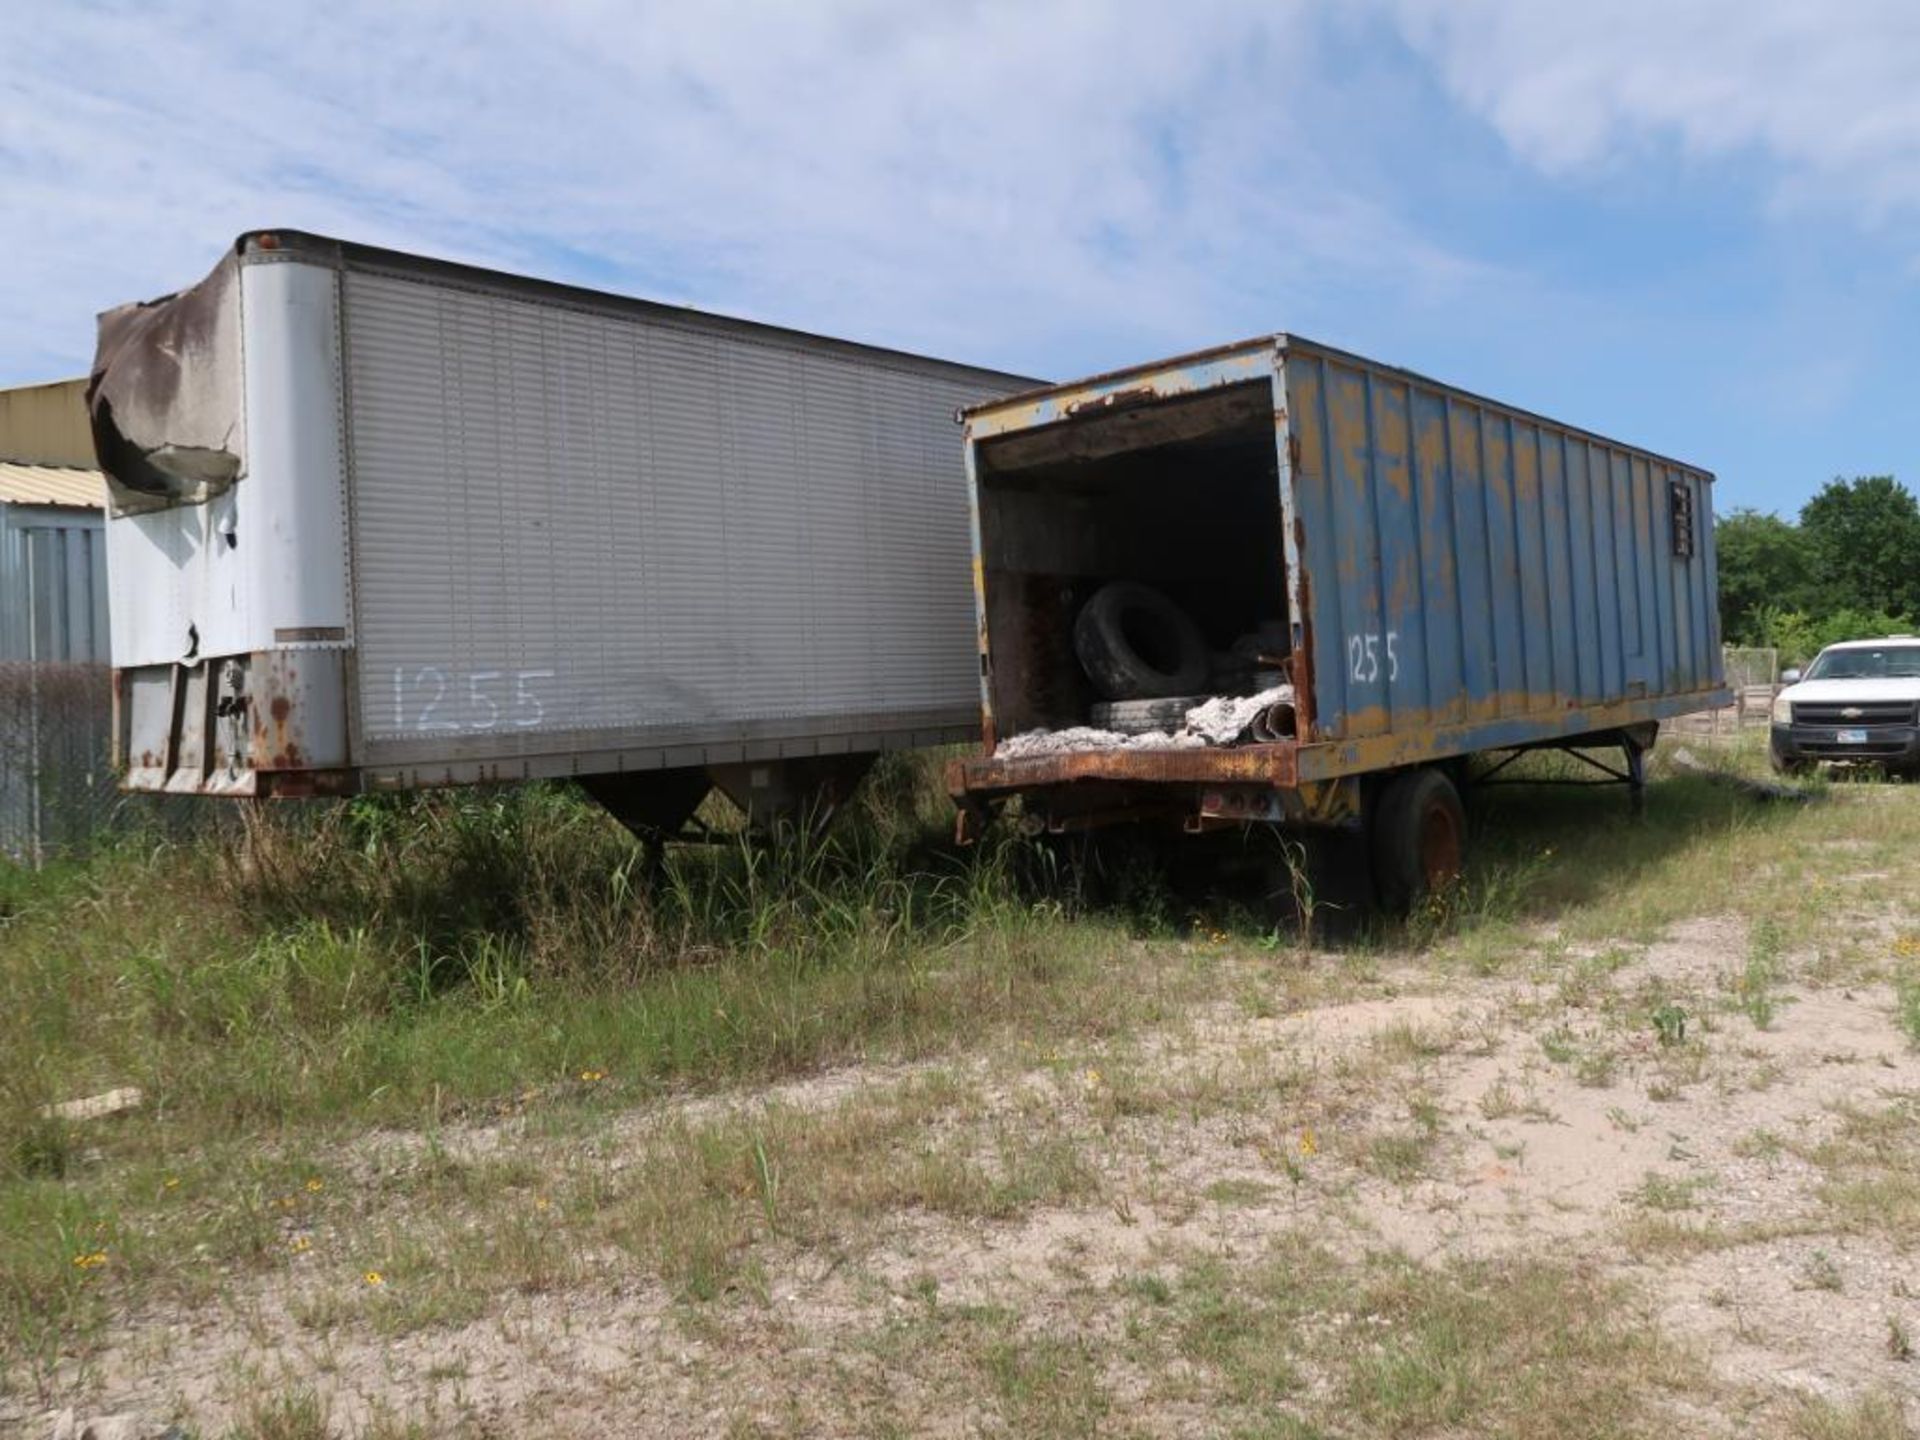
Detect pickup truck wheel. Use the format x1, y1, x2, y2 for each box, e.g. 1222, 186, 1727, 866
1073, 582, 1211, 700
1370, 768, 1466, 915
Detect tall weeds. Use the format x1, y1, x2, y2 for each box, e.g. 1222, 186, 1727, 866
0, 761, 1109, 1141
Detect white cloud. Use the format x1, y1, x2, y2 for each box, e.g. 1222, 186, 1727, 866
0, 0, 1500, 385
1390, 0, 1920, 225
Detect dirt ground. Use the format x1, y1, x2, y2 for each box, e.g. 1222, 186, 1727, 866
21, 889, 1920, 1438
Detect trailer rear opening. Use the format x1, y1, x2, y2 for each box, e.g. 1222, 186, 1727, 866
973, 379, 1289, 741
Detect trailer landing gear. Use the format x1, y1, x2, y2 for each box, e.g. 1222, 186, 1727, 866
582, 754, 876, 872
1474, 723, 1656, 816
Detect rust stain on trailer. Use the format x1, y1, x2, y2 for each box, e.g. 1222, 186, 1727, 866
1296, 690, 1721, 782
253, 677, 308, 771
963, 346, 1273, 442
1290, 534, 1320, 739
951, 742, 1299, 799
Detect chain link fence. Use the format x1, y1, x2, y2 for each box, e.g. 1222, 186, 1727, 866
1722, 646, 1779, 694
1667, 646, 1780, 739
0, 659, 123, 865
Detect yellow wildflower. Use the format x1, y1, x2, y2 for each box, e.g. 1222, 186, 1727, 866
289, 1235, 312, 1254
534, 1195, 552, 1212
72, 1250, 108, 1270
304, 1178, 324, 1193
163, 1177, 180, 1191
579, 1069, 606, 1083
1299, 1128, 1318, 1157
363, 1270, 385, 1287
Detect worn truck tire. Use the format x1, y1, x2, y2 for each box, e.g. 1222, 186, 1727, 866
1073, 582, 1210, 700
1090, 695, 1206, 735
1370, 767, 1466, 915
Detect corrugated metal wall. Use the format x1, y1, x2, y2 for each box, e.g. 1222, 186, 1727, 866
0, 505, 111, 662
1284, 343, 1722, 743
0, 504, 114, 863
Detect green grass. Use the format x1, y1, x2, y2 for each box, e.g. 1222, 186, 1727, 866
1435, 735, 1880, 961
4, 737, 1919, 1424
1632, 1171, 1713, 1213
0, 765, 1184, 1399
1788, 1391, 1913, 1440
1805, 1098, 1920, 1242
1740, 916, 1785, 1029
1894, 947, 1920, 1049
1, 777, 1120, 1133
1153, 1239, 1700, 1439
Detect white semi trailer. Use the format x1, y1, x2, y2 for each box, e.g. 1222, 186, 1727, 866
91, 231, 1036, 834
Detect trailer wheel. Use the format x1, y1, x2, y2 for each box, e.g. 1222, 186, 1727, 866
1073, 582, 1211, 700
1089, 695, 1208, 734
1370, 768, 1466, 914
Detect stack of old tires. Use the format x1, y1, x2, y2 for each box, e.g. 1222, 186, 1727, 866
1072, 581, 1290, 736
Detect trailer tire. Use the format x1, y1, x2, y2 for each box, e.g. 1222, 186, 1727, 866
1090, 695, 1207, 734
1073, 582, 1210, 700
1370, 768, 1466, 915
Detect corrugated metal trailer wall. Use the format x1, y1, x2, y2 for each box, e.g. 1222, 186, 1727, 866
0, 504, 114, 863
337, 262, 1014, 776
1282, 341, 1720, 746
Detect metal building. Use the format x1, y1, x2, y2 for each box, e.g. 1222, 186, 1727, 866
0, 378, 113, 864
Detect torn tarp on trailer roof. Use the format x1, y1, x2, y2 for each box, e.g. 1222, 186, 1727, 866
88, 249, 245, 515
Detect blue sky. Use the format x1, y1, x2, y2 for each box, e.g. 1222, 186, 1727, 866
3, 0, 1916, 517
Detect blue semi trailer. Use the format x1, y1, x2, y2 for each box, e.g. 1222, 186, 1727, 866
947, 335, 1730, 908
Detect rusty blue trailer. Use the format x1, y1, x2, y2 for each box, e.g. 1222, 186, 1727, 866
947, 335, 1730, 903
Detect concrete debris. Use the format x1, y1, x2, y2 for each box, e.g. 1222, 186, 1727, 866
42, 1086, 143, 1122
997, 686, 1294, 758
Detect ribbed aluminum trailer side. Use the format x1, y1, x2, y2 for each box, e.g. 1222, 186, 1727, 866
948, 336, 1731, 907
93, 231, 1037, 832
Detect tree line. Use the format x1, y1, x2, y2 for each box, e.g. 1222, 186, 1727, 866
1715, 475, 1919, 665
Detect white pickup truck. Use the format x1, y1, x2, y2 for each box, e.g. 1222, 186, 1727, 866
1770, 636, 1920, 777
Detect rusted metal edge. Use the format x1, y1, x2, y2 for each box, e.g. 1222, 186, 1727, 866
965, 334, 1715, 483
965, 347, 1277, 441
963, 337, 1281, 422
1296, 688, 1730, 782
949, 742, 1300, 798
950, 689, 1729, 804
